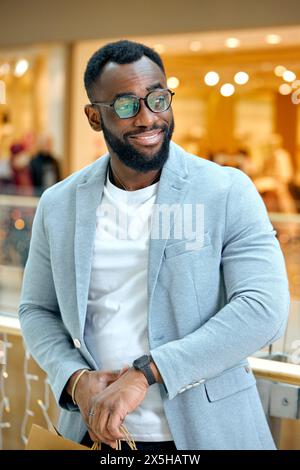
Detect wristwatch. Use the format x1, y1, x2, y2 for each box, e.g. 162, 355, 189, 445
132, 355, 156, 386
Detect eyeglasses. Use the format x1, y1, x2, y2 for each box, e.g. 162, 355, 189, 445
91, 88, 175, 119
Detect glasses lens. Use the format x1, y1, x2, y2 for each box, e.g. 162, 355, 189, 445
147, 90, 171, 113
114, 96, 139, 118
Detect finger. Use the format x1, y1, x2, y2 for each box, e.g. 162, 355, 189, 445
107, 411, 125, 440
88, 406, 96, 429
88, 428, 117, 450
103, 371, 122, 384
96, 408, 118, 448
89, 431, 117, 449
88, 427, 98, 443
118, 366, 130, 377
97, 371, 119, 387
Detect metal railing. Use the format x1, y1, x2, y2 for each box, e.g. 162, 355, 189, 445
249, 357, 300, 386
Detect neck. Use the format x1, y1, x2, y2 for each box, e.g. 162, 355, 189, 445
109, 157, 161, 191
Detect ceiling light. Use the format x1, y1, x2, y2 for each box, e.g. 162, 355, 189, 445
220, 83, 235, 97
204, 71, 219, 86
15, 218, 25, 230
225, 38, 240, 48
266, 34, 282, 45
14, 59, 29, 77
274, 65, 286, 77
234, 72, 249, 85
279, 83, 292, 95
189, 41, 202, 52
167, 76, 180, 89
283, 70, 296, 82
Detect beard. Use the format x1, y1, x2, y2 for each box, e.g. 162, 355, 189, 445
101, 116, 174, 173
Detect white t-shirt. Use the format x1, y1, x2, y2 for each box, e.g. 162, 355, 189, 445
84, 171, 172, 441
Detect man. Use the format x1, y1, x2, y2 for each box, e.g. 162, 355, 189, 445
19, 40, 289, 450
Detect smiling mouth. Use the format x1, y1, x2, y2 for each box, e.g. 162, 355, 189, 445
128, 130, 163, 146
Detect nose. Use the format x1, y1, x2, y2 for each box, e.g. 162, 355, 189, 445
132, 98, 158, 127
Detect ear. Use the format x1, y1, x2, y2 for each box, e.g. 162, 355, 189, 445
84, 104, 102, 132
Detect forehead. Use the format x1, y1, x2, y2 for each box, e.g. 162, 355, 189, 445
94, 56, 166, 99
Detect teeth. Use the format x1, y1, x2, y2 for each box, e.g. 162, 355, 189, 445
129, 130, 162, 146
133, 131, 160, 139
142, 134, 157, 139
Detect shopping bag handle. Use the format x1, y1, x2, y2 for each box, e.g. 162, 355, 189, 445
91, 424, 137, 450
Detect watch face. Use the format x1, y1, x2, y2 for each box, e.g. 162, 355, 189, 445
134, 355, 150, 368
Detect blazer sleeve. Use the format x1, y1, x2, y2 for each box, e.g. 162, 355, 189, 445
18, 193, 91, 410
150, 170, 290, 400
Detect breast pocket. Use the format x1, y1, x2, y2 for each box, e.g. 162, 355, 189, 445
204, 365, 256, 402
164, 232, 211, 259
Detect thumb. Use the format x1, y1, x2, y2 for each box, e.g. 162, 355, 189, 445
118, 365, 130, 377
100, 367, 129, 384
101, 370, 122, 383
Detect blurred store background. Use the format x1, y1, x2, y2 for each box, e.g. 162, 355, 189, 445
0, 0, 300, 450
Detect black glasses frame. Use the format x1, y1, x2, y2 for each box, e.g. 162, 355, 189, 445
91, 88, 175, 119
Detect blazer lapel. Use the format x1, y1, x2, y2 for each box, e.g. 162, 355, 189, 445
148, 142, 190, 310
74, 154, 110, 332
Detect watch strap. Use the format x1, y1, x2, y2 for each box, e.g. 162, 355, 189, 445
133, 355, 156, 386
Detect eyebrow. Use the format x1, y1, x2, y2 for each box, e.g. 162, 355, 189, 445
146, 82, 165, 92
113, 82, 165, 100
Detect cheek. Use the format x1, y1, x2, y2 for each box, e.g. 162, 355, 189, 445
162, 108, 173, 122
103, 115, 132, 137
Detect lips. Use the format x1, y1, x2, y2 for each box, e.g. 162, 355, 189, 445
129, 130, 163, 146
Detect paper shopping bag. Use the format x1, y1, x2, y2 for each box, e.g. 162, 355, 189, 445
26, 424, 90, 450
26, 423, 137, 450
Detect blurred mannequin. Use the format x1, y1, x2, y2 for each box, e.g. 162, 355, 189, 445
10, 143, 33, 195
29, 135, 60, 195
212, 148, 256, 177
254, 134, 297, 214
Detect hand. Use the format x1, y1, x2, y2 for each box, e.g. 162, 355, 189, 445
88, 367, 149, 448
68, 366, 129, 447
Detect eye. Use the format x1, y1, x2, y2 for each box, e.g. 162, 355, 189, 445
148, 91, 170, 111
114, 96, 139, 118
116, 96, 133, 110
153, 95, 166, 110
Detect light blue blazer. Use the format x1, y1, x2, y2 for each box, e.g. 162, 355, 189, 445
19, 142, 289, 449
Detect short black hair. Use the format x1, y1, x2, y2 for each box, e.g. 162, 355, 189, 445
84, 39, 165, 101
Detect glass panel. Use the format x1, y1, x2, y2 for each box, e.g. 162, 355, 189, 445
258, 213, 300, 364
0, 194, 38, 315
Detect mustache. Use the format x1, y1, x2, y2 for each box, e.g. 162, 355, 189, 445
124, 124, 168, 139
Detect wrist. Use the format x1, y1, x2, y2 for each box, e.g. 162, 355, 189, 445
149, 360, 162, 384
130, 367, 149, 387
66, 368, 90, 404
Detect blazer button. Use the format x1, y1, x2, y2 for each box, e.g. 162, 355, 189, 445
73, 338, 81, 349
